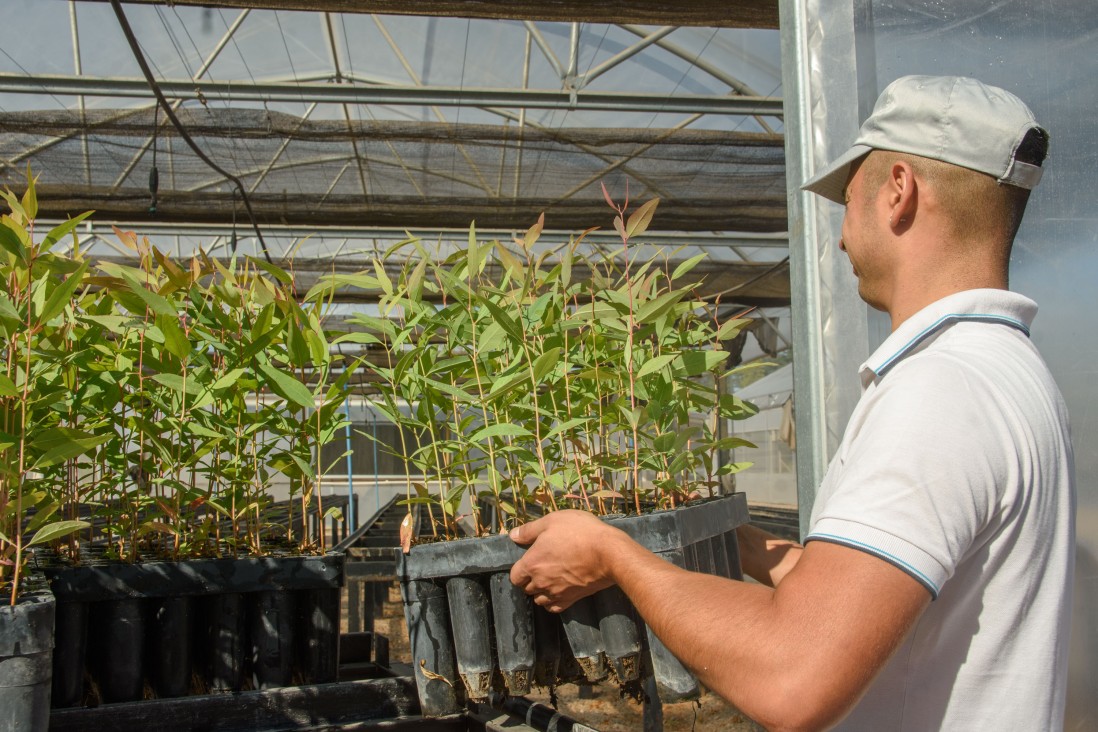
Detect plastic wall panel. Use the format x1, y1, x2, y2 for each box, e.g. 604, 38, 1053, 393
786, 0, 1097, 726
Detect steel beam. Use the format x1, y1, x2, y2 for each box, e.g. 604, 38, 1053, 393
0, 72, 783, 116
65, 0, 781, 29
56, 219, 789, 249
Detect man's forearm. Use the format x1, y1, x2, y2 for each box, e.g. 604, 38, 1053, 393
601, 529, 814, 728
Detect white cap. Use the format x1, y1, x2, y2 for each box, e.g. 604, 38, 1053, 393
802, 75, 1049, 204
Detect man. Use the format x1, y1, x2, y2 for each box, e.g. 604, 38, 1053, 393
508, 76, 1075, 730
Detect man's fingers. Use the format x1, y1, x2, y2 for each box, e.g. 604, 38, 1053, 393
509, 561, 531, 589
532, 593, 564, 613
509, 515, 548, 546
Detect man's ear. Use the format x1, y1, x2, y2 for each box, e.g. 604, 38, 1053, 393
887, 160, 917, 231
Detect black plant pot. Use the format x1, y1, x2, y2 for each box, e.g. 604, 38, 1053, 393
296, 587, 341, 684
91, 598, 146, 703
148, 595, 193, 698
397, 491, 750, 715
41, 553, 344, 706
205, 592, 247, 693
400, 577, 462, 717
0, 576, 55, 732
489, 571, 535, 695
559, 595, 608, 683
50, 600, 86, 708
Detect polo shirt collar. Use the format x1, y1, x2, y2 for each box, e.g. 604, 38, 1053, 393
861, 288, 1037, 384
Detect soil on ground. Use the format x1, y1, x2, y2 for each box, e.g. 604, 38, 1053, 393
524, 683, 764, 731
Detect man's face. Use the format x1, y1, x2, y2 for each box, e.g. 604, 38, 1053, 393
839, 157, 891, 311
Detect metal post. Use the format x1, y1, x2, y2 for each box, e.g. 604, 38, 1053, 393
372, 407, 380, 514
344, 390, 355, 530
778, 0, 868, 537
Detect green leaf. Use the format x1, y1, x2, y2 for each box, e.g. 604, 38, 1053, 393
184, 422, 224, 440
210, 367, 247, 391
40, 211, 94, 254
372, 259, 393, 296
481, 299, 525, 343
257, 361, 315, 409
0, 292, 20, 326
246, 256, 294, 285
305, 325, 328, 366
407, 256, 428, 302
290, 452, 316, 480
636, 353, 678, 379
302, 273, 381, 303
422, 376, 476, 403
671, 252, 707, 281
117, 268, 178, 318
150, 373, 189, 393
495, 242, 525, 280
157, 314, 191, 360
466, 221, 481, 278
470, 423, 533, 442
707, 436, 758, 451
21, 167, 38, 220
286, 317, 310, 368
625, 198, 659, 239
0, 218, 28, 262
677, 349, 729, 376
24, 499, 59, 535
545, 416, 590, 440
715, 318, 751, 341
78, 314, 129, 334
30, 427, 111, 470
530, 347, 561, 385
716, 461, 754, 476
0, 373, 17, 397
0, 189, 26, 219
635, 290, 686, 325
334, 331, 383, 346
35, 259, 88, 325
27, 520, 91, 547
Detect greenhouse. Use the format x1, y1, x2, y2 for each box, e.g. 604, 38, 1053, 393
1, 1, 1094, 730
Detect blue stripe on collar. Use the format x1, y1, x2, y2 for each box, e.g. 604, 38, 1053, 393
871, 313, 1031, 378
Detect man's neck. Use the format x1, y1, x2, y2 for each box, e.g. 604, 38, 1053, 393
887, 279, 1009, 332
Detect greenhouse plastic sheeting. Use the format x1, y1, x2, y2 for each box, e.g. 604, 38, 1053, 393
785, 0, 1097, 726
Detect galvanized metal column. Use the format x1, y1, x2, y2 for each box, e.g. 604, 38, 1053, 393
778, 0, 869, 537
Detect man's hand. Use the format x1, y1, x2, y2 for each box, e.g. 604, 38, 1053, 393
508, 509, 628, 612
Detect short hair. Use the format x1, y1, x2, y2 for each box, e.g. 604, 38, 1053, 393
861, 128, 1047, 245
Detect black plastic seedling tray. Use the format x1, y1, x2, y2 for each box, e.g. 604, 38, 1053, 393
397, 493, 750, 716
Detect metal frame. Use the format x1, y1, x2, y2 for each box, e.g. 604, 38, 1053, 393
59, 219, 789, 251
778, 0, 872, 536
3, 8, 785, 252
0, 72, 782, 115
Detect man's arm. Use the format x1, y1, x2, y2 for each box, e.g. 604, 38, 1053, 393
736, 523, 804, 587
510, 511, 930, 731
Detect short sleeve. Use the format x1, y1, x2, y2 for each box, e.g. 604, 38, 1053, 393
806, 356, 1013, 598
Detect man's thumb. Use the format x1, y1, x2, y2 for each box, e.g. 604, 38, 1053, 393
509, 517, 544, 545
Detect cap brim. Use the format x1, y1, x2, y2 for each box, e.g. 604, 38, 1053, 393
801, 144, 873, 204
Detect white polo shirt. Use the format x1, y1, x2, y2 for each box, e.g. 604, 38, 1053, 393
806, 289, 1075, 731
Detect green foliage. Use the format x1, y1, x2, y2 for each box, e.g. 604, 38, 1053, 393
1, 171, 352, 604
330, 195, 759, 539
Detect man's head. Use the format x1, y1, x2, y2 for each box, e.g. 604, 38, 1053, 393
803, 76, 1049, 318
